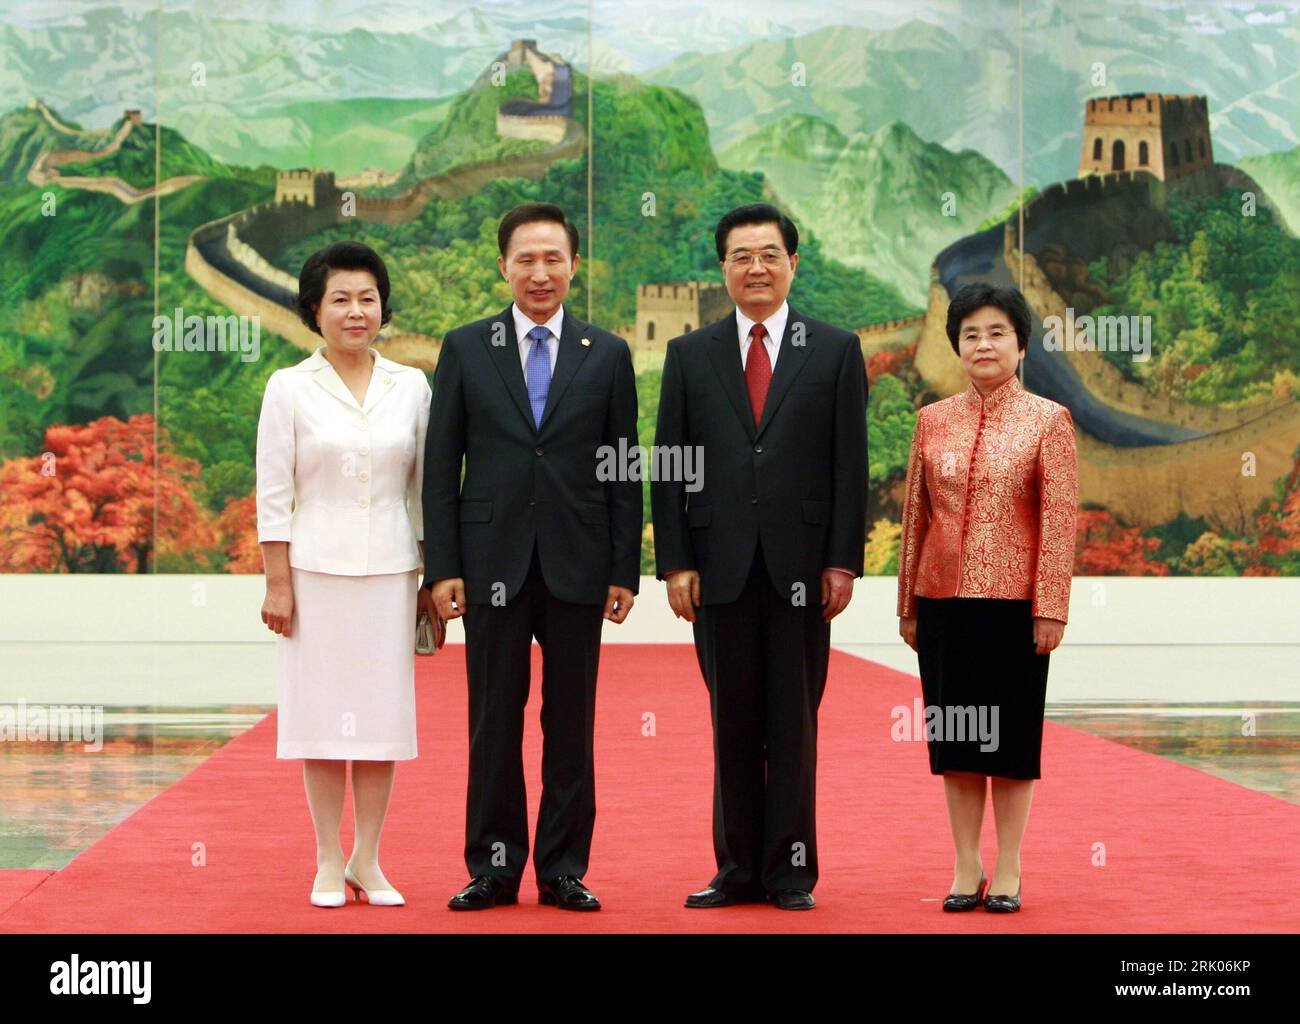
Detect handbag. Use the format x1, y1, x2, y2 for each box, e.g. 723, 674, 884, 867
415, 611, 438, 656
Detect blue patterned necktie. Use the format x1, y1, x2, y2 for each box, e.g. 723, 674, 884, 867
525, 325, 551, 429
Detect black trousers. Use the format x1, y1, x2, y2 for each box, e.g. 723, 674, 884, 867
691, 543, 832, 894
462, 544, 604, 884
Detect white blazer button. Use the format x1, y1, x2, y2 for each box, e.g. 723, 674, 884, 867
358, 470, 370, 482
356, 417, 367, 430
358, 497, 369, 508
358, 447, 369, 457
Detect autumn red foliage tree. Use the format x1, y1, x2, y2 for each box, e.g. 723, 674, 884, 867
214, 492, 262, 573
0, 414, 213, 572
1074, 508, 1171, 575
1244, 447, 1300, 574
867, 340, 919, 388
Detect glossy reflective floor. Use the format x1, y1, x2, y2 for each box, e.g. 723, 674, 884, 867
1045, 701, 1300, 805
0, 706, 269, 870
0, 643, 1296, 869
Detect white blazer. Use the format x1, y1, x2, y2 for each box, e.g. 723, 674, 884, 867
256, 346, 432, 576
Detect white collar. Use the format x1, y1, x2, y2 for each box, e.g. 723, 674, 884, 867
736, 301, 789, 347
512, 302, 565, 345
296, 345, 406, 374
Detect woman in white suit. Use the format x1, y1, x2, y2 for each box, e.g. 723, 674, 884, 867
256, 241, 439, 907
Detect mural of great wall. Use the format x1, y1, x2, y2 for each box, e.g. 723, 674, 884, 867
184, 39, 584, 371
26, 100, 206, 203
188, 78, 1292, 535
913, 93, 1298, 532
5, 11, 1297, 581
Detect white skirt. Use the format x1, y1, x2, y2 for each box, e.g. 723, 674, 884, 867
276, 567, 418, 760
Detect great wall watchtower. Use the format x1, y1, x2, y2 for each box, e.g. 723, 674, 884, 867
496, 38, 573, 144
275, 169, 338, 207
1078, 93, 1212, 182
635, 281, 731, 354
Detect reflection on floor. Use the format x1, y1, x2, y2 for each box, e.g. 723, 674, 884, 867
1047, 701, 1300, 807
1, 699, 1296, 870
0, 707, 269, 870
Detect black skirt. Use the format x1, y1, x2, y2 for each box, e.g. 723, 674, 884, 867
914, 596, 1050, 780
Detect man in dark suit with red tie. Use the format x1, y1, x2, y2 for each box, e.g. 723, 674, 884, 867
651, 203, 868, 910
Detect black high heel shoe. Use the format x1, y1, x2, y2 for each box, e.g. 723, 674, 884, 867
942, 874, 987, 912
983, 880, 1021, 913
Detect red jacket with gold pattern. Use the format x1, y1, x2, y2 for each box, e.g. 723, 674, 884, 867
896, 372, 1078, 622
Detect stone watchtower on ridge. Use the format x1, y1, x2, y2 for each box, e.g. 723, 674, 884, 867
1078, 93, 1213, 182
275, 169, 338, 207
635, 281, 732, 356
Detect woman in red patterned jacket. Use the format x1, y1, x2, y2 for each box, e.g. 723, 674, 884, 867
897, 282, 1078, 914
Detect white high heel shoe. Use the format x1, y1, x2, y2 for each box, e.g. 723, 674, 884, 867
310, 864, 347, 907
345, 864, 405, 906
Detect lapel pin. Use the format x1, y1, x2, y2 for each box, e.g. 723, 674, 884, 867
580, 337, 590, 346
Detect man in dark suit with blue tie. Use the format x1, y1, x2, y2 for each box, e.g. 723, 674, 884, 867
420, 203, 641, 911
652, 204, 868, 910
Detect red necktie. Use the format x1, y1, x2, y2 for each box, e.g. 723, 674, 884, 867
745, 322, 772, 426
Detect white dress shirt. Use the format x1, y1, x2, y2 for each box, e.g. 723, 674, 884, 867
513, 302, 562, 375
736, 301, 788, 372
256, 346, 432, 576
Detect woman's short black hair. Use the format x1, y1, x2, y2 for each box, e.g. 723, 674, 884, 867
497, 202, 580, 259
296, 241, 393, 335
945, 283, 1033, 353
714, 203, 799, 262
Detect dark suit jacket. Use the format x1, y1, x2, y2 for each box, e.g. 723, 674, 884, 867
421, 304, 641, 605
651, 307, 867, 605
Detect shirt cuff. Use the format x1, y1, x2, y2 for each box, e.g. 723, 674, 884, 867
826, 567, 856, 577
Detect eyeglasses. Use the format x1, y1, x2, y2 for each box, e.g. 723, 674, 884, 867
960, 328, 1012, 343
724, 249, 789, 268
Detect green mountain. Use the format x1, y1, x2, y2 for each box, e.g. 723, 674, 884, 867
1238, 147, 1300, 236
648, 23, 988, 158
0, 107, 107, 183
60, 121, 267, 190
723, 116, 1018, 303
717, 113, 846, 209
0, 105, 282, 468
399, 67, 549, 184
195, 96, 454, 178
280, 72, 915, 335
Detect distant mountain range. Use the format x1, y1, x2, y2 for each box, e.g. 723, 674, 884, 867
1239, 146, 1300, 235
648, 8, 1300, 185
5, 4, 1298, 184
720, 116, 1019, 302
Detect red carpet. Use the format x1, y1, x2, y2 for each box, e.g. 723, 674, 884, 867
2, 645, 1297, 933
0, 872, 52, 919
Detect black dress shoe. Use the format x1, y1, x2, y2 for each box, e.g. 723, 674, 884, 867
683, 885, 764, 908
448, 875, 518, 910
770, 889, 816, 910
942, 875, 988, 912
538, 875, 601, 911
983, 881, 1022, 913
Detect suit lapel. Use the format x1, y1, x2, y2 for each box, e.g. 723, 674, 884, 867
705, 312, 757, 441
481, 306, 536, 432
362, 358, 398, 414
311, 364, 357, 410
308, 347, 376, 413
754, 306, 813, 438
537, 305, 592, 432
